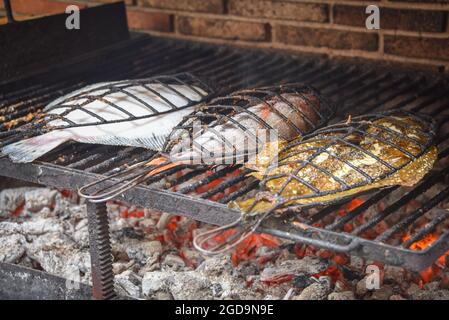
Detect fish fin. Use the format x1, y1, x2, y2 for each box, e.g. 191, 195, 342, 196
141, 135, 168, 151
1, 131, 68, 163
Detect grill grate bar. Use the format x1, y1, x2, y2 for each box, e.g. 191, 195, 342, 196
177, 165, 241, 194
401, 209, 449, 248
67, 146, 119, 170
97, 150, 156, 176
86, 147, 140, 174
200, 169, 252, 200
325, 188, 395, 231
163, 168, 210, 191
351, 153, 449, 237
0, 39, 173, 113
375, 185, 449, 242
219, 180, 260, 204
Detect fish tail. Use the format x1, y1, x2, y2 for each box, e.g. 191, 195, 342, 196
1, 131, 68, 163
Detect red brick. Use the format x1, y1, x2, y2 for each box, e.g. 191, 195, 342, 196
127, 8, 172, 32
9, 0, 87, 16
275, 25, 378, 51
334, 5, 447, 32
177, 16, 268, 41
92, 0, 134, 5
138, 0, 223, 14
228, 0, 328, 23
384, 35, 449, 61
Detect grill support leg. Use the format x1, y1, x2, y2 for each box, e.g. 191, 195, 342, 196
86, 202, 116, 300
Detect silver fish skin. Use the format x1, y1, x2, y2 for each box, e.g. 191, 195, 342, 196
2, 81, 208, 163
168, 92, 322, 165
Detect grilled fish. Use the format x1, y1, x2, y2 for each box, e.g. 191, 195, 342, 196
192, 111, 437, 256
2, 75, 213, 163
233, 111, 438, 213
134, 84, 334, 175
167, 86, 331, 164
77, 84, 335, 202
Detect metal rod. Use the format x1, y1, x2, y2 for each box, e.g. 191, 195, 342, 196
86, 202, 116, 300
3, 0, 15, 23
376, 186, 449, 242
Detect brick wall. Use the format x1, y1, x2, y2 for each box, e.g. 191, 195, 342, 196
2, 0, 449, 73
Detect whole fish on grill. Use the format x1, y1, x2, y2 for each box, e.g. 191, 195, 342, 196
1, 73, 214, 163
78, 84, 336, 202
235, 110, 438, 212
193, 110, 438, 255
166, 85, 333, 165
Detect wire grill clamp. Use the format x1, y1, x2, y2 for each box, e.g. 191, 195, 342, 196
78, 83, 336, 203
0, 73, 216, 148
193, 110, 438, 255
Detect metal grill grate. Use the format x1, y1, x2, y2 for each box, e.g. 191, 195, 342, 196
1, 34, 449, 270
0, 73, 215, 147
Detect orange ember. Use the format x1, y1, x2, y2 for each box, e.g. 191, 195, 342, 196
196, 170, 243, 201
312, 265, 342, 283
207, 229, 280, 265
337, 198, 365, 217
120, 209, 144, 219
402, 233, 449, 284
11, 203, 24, 217
231, 233, 280, 265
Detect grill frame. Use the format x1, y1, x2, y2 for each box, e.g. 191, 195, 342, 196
1, 32, 449, 273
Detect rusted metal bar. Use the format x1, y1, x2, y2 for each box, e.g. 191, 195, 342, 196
86, 202, 116, 300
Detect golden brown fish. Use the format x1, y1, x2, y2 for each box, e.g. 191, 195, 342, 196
233, 110, 438, 213
192, 110, 438, 255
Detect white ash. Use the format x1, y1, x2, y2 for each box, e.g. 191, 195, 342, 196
115, 270, 142, 299
0, 233, 26, 263
142, 256, 262, 300
260, 256, 329, 282
1, 186, 449, 300
411, 290, 449, 300
293, 277, 332, 300
328, 291, 355, 300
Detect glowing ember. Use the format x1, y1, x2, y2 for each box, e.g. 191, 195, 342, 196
337, 198, 365, 217
120, 209, 144, 219
202, 228, 280, 265
402, 233, 449, 284
11, 203, 24, 217
312, 265, 341, 283
231, 233, 280, 265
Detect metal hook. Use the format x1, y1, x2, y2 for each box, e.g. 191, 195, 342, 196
78, 155, 171, 202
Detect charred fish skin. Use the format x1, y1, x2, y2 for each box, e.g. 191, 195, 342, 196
165, 84, 336, 166
234, 110, 438, 213
2, 73, 215, 163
